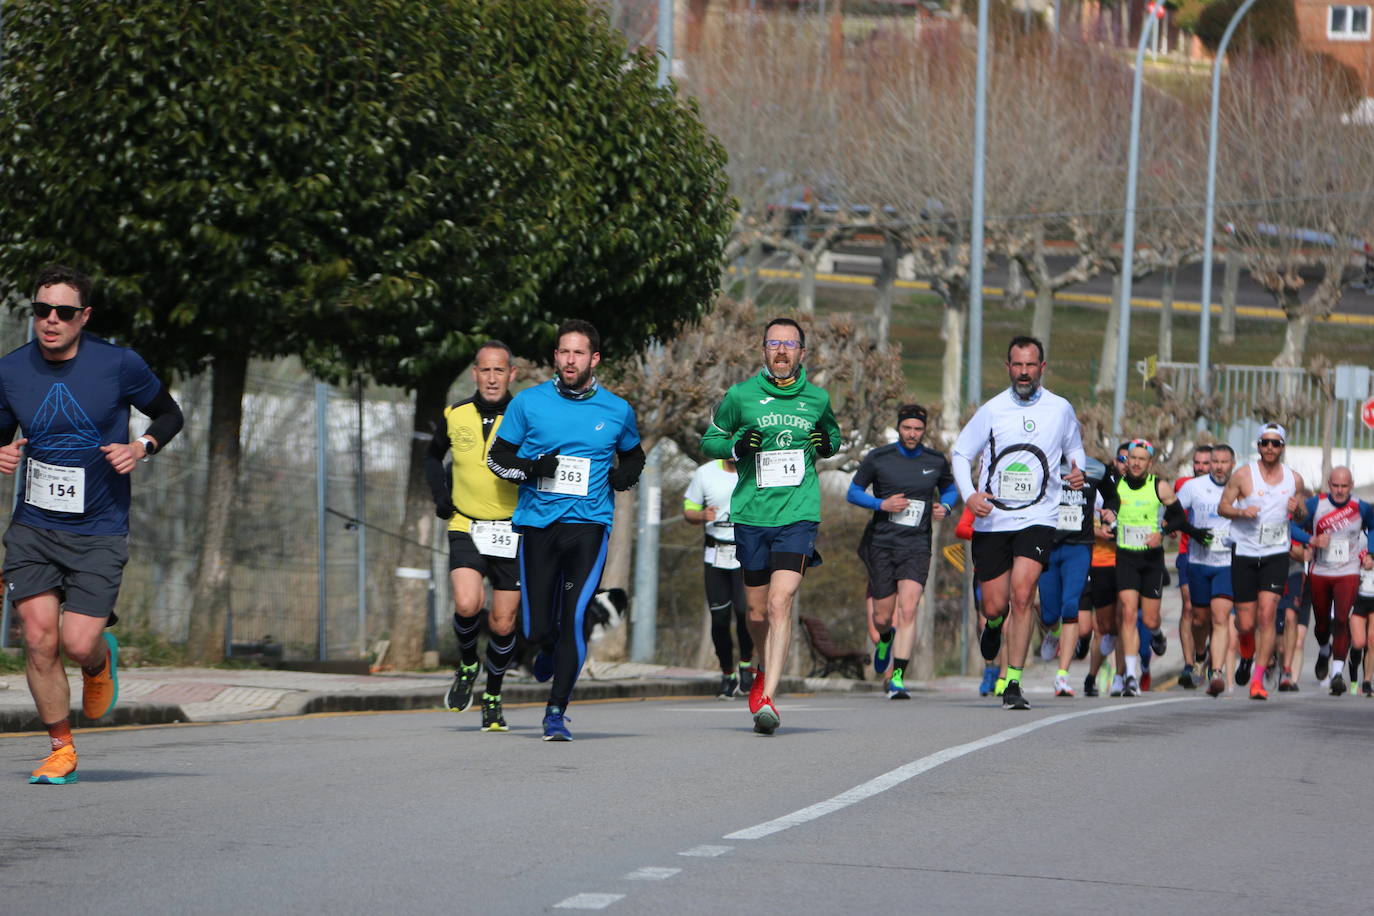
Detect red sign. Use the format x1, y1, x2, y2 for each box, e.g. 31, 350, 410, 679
1363, 397, 1374, 431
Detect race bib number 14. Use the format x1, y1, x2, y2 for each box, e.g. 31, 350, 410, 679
757, 450, 804, 489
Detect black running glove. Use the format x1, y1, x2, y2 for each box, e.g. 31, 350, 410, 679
531, 453, 561, 478
733, 428, 763, 462
807, 427, 837, 458
435, 498, 456, 520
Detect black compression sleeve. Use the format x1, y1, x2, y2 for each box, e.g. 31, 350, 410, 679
424, 421, 451, 504
1162, 500, 1193, 535
0, 424, 16, 445
1099, 483, 1121, 515
138, 384, 184, 452
487, 436, 534, 482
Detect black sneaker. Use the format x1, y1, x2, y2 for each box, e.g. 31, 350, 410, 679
738, 665, 755, 697
1074, 634, 1091, 661
980, 621, 1004, 662
1315, 650, 1331, 682
1330, 673, 1347, 696
479, 693, 508, 732
716, 674, 739, 700
1083, 673, 1099, 697
1362, 681, 1373, 697
445, 662, 480, 712
1179, 666, 1196, 690
1150, 630, 1168, 657
1001, 679, 1030, 710
1121, 675, 1140, 697
1235, 657, 1253, 686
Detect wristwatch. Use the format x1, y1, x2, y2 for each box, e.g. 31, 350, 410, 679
136, 436, 155, 462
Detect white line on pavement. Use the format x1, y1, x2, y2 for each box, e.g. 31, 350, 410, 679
724, 697, 1191, 840
679, 845, 733, 857
553, 893, 625, 909
624, 867, 682, 881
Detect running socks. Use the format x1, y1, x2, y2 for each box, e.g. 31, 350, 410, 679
46, 718, 72, 751
1125, 655, 1142, 679
1238, 631, 1256, 659
894, 657, 909, 676
1332, 659, 1346, 679
987, 615, 1005, 629
1057, 668, 1069, 679
453, 612, 482, 667
1006, 665, 1023, 683
880, 627, 896, 644
485, 630, 517, 695
81, 656, 106, 678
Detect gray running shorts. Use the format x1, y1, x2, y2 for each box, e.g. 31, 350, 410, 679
3, 522, 128, 617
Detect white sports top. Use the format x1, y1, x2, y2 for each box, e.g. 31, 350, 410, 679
1230, 461, 1295, 558
952, 387, 1086, 534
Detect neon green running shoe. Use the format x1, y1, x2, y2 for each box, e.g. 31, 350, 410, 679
445, 662, 479, 712
479, 693, 508, 732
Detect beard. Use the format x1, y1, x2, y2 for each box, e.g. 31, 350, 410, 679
563, 365, 593, 391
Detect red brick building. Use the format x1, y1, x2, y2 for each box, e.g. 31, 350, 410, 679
1294, 0, 1374, 94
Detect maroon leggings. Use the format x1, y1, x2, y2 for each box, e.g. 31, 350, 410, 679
1311, 574, 1360, 660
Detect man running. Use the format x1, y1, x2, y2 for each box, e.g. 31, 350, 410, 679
1173, 445, 1211, 686
683, 457, 754, 699
426, 341, 522, 732
487, 320, 644, 741
0, 265, 184, 784
1349, 559, 1374, 695
701, 317, 841, 734
1219, 423, 1306, 701
952, 335, 1087, 710
1111, 439, 1201, 696
1296, 466, 1374, 696
1176, 443, 1236, 697
1039, 452, 1114, 697
847, 403, 956, 700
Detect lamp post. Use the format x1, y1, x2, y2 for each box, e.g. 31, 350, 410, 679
967, 0, 990, 409
1196, 0, 1260, 430
1110, 2, 1166, 444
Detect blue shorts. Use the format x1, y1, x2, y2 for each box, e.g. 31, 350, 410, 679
1039, 542, 1090, 626
1176, 551, 1189, 584
1187, 562, 1233, 607
734, 521, 821, 579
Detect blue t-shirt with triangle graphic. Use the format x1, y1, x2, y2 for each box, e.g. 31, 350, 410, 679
0, 333, 164, 535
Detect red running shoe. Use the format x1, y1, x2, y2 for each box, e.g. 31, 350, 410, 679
748, 666, 766, 714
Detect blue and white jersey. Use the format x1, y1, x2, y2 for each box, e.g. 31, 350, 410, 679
1177, 474, 1233, 568
500, 379, 640, 528
0, 333, 164, 535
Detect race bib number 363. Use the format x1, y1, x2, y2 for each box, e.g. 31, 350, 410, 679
25, 458, 84, 514
537, 455, 591, 497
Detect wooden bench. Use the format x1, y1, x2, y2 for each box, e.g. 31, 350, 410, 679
799, 615, 867, 680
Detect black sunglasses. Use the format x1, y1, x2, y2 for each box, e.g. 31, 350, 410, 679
32, 302, 87, 321
1258, 439, 1284, 448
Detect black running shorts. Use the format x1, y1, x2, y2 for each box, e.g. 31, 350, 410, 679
2, 522, 128, 617
1231, 553, 1288, 604
1115, 547, 1165, 600
971, 526, 1054, 583
448, 530, 520, 591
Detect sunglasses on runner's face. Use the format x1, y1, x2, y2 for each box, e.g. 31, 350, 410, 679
31, 302, 87, 321
764, 339, 802, 350
1258, 439, 1284, 448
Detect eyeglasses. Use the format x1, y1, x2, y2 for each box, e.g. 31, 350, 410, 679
32, 302, 87, 322
764, 339, 802, 350
1258, 439, 1284, 448
1115, 455, 1126, 463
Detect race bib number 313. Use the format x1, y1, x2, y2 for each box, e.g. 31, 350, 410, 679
25, 458, 84, 514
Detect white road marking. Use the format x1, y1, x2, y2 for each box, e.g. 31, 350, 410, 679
553, 893, 625, 909
664, 706, 852, 713
624, 867, 682, 881
725, 697, 1191, 840
679, 844, 733, 857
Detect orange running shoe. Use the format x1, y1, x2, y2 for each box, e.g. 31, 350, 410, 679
29, 745, 78, 785
82, 632, 119, 720
1249, 676, 1268, 701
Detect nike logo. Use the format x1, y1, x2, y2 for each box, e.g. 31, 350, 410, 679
921, 468, 936, 475
759, 397, 775, 405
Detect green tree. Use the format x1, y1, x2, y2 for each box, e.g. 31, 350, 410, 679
0, 0, 731, 664
1193, 0, 1298, 50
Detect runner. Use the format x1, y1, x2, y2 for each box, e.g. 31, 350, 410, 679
1349, 559, 1374, 695
952, 335, 1087, 710
956, 506, 1005, 696
1111, 439, 1201, 696
0, 266, 184, 784
1219, 423, 1306, 701
1295, 466, 1374, 696
1173, 445, 1212, 687
701, 317, 841, 734
847, 403, 956, 699
426, 341, 522, 731
487, 320, 644, 741
1176, 443, 1236, 697
683, 457, 754, 699
1038, 451, 1114, 697
1274, 536, 1310, 692
1080, 491, 1123, 697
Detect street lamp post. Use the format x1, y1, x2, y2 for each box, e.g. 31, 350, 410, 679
967, 0, 990, 409
1196, 0, 1260, 430
1110, 2, 1166, 444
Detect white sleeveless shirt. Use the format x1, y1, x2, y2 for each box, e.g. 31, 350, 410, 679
1230, 461, 1295, 558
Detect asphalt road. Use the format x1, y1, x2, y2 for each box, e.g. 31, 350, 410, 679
4, 684, 1370, 914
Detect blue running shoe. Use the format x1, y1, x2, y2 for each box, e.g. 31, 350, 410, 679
533, 649, 555, 683
542, 705, 572, 741
873, 630, 894, 675
978, 665, 998, 697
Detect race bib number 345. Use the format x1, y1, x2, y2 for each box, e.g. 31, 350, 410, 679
25, 458, 84, 514
470, 520, 519, 558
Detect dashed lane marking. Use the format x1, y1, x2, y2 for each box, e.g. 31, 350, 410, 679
624, 867, 682, 881
553, 893, 625, 910
679, 845, 733, 858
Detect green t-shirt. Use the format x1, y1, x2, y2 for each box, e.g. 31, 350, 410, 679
700, 367, 841, 527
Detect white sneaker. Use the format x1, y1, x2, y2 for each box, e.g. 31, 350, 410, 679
1099, 634, 1115, 656
1054, 674, 1074, 697
1039, 632, 1060, 662
1110, 674, 1124, 696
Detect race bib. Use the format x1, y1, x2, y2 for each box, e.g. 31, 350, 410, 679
1119, 525, 1151, 549
890, 500, 926, 528
537, 455, 591, 496
1057, 505, 1083, 531
1259, 522, 1288, 548
710, 543, 739, 570
756, 450, 804, 489
25, 458, 85, 514
998, 470, 1034, 501
1360, 569, 1374, 598
1326, 538, 1352, 565
470, 520, 519, 558
1204, 523, 1232, 563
